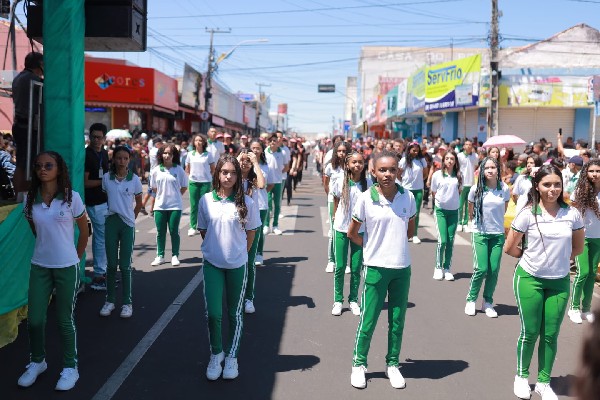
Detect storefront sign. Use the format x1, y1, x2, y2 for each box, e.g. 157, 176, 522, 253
425, 54, 481, 111
180, 63, 202, 108
593, 75, 600, 102
499, 75, 591, 107
378, 77, 404, 95
86, 61, 153, 104
407, 67, 425, 113
154, 70, 179, 111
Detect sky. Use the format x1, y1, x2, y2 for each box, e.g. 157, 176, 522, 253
25, 0, 600, 134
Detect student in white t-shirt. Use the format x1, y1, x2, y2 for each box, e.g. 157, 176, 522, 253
457, 140, 478, 231
141, 138, 163, 216
207, 127, 226, 162
265, 133, 286, 235
465, 157, 510, 318
99, 146, 143, 319
511, 154, 542, 213
149, 144, 188, 267
250, 139, 275, 267
185, 134, 215, 237
398, 142, 428, 243
504, 164, 584, 400
348, 150, 416, 390
18, 151, 89, 392
197, 154, 261, 381
331, 151, 372, 317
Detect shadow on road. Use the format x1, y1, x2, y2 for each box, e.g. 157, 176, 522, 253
451, 272, 472, 281
551, 374, 575, 397
494, 303, 519, 316
400, 358, 469, 379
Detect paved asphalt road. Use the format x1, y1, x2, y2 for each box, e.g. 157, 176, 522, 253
1, 166, 597, 400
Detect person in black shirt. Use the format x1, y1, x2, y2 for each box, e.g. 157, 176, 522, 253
84, 123, 110, 291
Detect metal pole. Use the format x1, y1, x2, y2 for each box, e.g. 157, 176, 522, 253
203, 28, 230, 134
592, 104, 597, 150
463, 106, 467, 140
489, 0, 500, 138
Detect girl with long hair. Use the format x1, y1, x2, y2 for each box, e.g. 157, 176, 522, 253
504, 164, 584, 400
265, 133, 285, 236
99, 146, 143, 319
250, 139, 275, 267
149, 144, 188, 267
465, 157, 510, 317
568, 158, 600, 324
18, 151, 89, 391
430, 150, 462, 281
331, 151, 372, 317
512, 154, 543, 213
198, 154, 261, 381
398, 142, 429, 244
185, 134, 215, 237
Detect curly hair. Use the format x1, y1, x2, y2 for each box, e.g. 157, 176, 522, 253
212, 154, 248, 228
573, 158, 600, 221
157, 144, 180, 166
331, 142, 351, 170
472, 157, 501, 226
339, 151, 368, 212
24, 151, 73, 220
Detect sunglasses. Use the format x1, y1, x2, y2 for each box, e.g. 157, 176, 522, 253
35, 162, 55, 171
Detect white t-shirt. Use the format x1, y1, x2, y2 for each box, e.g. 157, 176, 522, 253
185, 151, 215, 183
430, 170, 460, 210
511, 205, 583, 278
207, 140, 225, 162
149, 147, 159, 170
332, 177, 372, 233
280, 145, 291, 180
265, 147, 285, 183
458, 152, 478, 186
323, 149, 333, 166
468, 182, 510, 234
512, 175, 533, 213
571, 191, 600, 239
25, 191, 86, 268
324, 164, 344, 203
256, 163, 272, 210
102, 171, 143, 227
150, 165, 188, 210
352, 185, 416, 269
197, 191, 262, 269
399, 157, 426, 190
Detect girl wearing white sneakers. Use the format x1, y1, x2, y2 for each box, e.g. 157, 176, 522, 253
465, 157, 510, 317
504, 164, 584, 400
99, 146, 143, 319
198, 154, 261, 381
331, 151, 372, 317
18, 151, 89, 391
250, 139, 275, 267
568, 159, 600, 324
430, 150, 462, 281
398, 142, 428, 243
149, 144, 188, 267
185, 134, 215, 237
348, 150, 416, 390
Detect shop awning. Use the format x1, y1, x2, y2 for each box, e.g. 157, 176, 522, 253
85, 101, 177, 115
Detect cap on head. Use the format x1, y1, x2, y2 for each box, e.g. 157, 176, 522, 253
224, 133, 232, 138
569, 156, 584, 166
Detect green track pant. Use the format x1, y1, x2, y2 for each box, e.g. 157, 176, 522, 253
513, 265, 569, 383
105, 214, 135, 305
188, 181, 211, 230
334, 230, 363, 303
571, 237, 600, 312
28, 264, 79, 368
458, 186, 472, 225
410, 189, 423, 236
256, 209, 268, 256
202, 261, 248, 358
267, 183, 282, 228
353, 266, 411, 368
154, 210, 182, 257
467, 233, 505, 304
435, 207, 458, 270
327, 201, 335, 263
246, 213, 266, 302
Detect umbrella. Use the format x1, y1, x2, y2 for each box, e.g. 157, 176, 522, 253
482, 134, 526, 148
105, 129, 132, 140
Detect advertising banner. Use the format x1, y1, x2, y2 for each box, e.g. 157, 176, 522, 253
593, 75, 600, 102
425, 54, 481, 111
378, 77, 404, 95
397, 79, 408, 116
499, 75, 592, 107
153, 70, 179, 112
407, 67, 425, 113
180, 63, 202, 109
386, 86, 398, 118
85, 61, 154, 104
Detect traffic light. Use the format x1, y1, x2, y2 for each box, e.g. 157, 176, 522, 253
0, 0, 11, 17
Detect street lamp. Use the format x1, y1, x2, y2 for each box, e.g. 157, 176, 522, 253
216, 38, 269, 65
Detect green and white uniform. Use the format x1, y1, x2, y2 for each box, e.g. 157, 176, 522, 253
399, 157, 426, 235
466, 182, 510, 304
457, 151, 477, 225
430, 170, 460, 271
512, 174, 533, 213
265, 147, 285, 228
511, 204, 583, 383
198, 191, 261, 357
185, 150, 215, 230
351, 184, 416, 368
324, 163, 344, 264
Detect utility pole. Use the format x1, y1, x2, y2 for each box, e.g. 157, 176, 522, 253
202, 27, 230, 134
488, 0, 500, 138
255, 82, 270, 137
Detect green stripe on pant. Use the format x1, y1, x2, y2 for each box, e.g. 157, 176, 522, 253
105, 214, 135, 305
256, 209, 269, 256
353, 266, 411, 368
246, 212, 267, 302
267, 183, 282, 228
570, 237, 600, 312
409, 189, 423, 236
154, 210, 182, 257
467, 232, 504, 304
334, 230, 363, 303
434, 207, 458, 270
188, 181, 212, 230
458, 186, 471, 225
327, 201, 335, 263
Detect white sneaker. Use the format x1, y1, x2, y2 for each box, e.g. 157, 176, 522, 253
55, 367, 79, 391
345, 266, 351, 274
464, 301, 476, 316
350, 365, 367, 389
255, 254, 264, 266
568, 309, 583, 324
151, 256, 164, 266
244, 300, 255, 314
412, 236, 421, 244
325, 261, 335, 273
385, 365, 406, 389
17, 361, 47, 387
206, 352, 225, 381
457, 224, 463, 232
331, 302, 343, 316
433, 268, 443, 280
349, 302, 361, 316
187, 228, 197, 237
120, 304, 133, 318
582, 311, 595, 323
443, 270, 454, 281
99, 302, 115, 317
514, 375, 531, 399
222, 357, 239, 380
272, 226, 283, 235
534, 382, 558, 400
263, 226, 270, 235
482, 302, 498, 318
463, 225, 473, 233
171, 256, 180, 266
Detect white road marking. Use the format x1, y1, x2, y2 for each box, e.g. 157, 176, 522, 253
320, 206, 330, 237
277, 205, 299, 235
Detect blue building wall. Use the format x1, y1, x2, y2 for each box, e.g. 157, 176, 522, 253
441, 112, 458, 143
574, 108, 591, 141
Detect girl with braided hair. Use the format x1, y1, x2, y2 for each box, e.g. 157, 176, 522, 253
18, 151, 89, 391
198, 154, 261, 381
464, 157, 510, 318
568, 158, 600, 324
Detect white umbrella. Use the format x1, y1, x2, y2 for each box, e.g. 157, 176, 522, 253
106, 129, 132, 140
482, 134, 526, 148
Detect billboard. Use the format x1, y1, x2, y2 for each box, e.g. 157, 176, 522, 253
180, 63, 202, 109
499, 75, 592, 107
425, 54, 481, 111
407, 67, 425, 113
